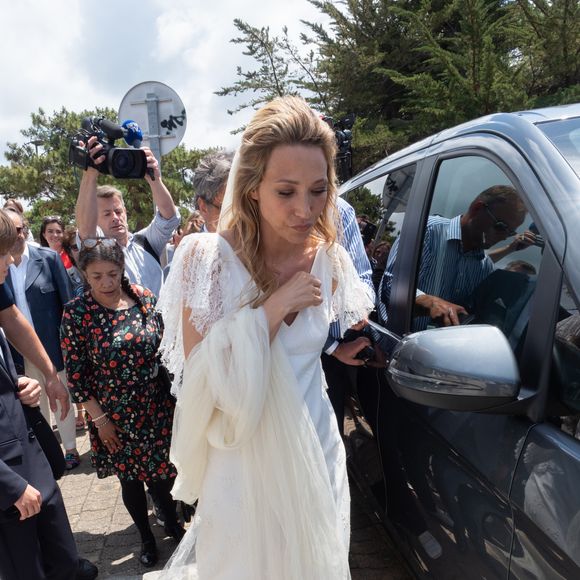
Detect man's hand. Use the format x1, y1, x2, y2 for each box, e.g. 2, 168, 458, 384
332, 336, 372, 366
82, 136, 105, 172
416, 294, 467, 326
142, 147, 161, 183
510, 230, 537, 251
16, 376, 41, 407
14, 485, 42, 520
45, 374, 70, 420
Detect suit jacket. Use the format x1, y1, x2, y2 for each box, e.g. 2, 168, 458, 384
5, 245, 72, 373
0, 332, 56, 520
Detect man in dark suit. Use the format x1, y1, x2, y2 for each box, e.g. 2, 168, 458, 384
4, 208, 79, 469
0, 209, 97, 579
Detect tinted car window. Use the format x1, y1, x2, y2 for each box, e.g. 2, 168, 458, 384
406, 156, 544, 358
555, 280, 580, 427
345, 165, 416, 303
538, 117, 580, 177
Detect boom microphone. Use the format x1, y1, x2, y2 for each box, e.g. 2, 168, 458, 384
95, 118, 126, 140
122, 120, 143, 148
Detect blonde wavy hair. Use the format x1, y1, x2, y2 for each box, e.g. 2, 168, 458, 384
225, 96, 339, 306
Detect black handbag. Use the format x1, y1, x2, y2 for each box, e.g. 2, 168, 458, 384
23, 405, 66, 481
156, 361, 174, 397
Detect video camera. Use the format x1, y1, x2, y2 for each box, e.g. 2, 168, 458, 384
69, 117, 147, 179
322, 113, 355, 184
359, 220, 377, 247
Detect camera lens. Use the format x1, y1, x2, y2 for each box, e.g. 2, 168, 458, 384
111, 149, 135, 176
108, 148, 147, 179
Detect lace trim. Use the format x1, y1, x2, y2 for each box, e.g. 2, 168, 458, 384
157, 234, 227, 396
329, 244, 375, 335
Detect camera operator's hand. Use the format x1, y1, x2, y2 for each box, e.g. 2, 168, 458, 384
83, 135, 105, 173
142, 147, 161, 183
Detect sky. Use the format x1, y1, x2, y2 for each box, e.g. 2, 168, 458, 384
0, 0, 329, 164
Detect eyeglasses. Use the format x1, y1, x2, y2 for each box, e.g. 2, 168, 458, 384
484, 204, 518, 237
81, 238, 118, 249
15, 226, 28, 235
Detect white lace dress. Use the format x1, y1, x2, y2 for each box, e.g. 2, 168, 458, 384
151, 233, 374, 580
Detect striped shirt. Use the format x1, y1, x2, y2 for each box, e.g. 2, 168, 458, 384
325, 197, 374, 348
378, 215, 494, 329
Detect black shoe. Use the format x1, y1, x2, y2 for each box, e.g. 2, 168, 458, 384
179, 500, 196, 523
140, 539, 158, 568
165, 522, 186, 543
76, 558, 98, 579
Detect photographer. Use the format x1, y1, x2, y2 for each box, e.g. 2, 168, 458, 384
75, 135, 180, 297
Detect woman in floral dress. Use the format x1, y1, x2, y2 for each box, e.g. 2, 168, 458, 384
61, 238, 184, 568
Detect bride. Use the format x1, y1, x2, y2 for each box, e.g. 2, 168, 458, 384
154, 95, 374, 579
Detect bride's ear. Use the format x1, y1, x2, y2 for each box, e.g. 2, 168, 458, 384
250, 188, 259, 202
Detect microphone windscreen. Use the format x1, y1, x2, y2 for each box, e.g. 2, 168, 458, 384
98, 118, 126, 140
122, 120, 143, 147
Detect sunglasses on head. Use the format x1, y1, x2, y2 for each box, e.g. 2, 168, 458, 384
484, 204, 518, 237
81, 238, 118, 249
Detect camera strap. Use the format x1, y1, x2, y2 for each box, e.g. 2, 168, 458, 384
132, 234, 161, 265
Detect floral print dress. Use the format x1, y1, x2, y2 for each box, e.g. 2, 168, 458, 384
61, 287, 176, 482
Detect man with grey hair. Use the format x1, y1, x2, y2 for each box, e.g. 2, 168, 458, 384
192, 151, 234, 233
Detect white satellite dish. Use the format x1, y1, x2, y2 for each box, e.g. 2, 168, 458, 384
119, 81, 187, 160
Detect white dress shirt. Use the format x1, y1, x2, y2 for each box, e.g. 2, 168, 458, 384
9, 244, 34, 328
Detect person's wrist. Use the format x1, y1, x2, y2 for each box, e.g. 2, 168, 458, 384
44, 373, 59, 391
326, 342, 340, 356
416, 294, 433, 310
264, 295, 289, 322
83, 166, 99, 178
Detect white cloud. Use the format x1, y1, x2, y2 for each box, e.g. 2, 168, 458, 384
0, 0, 328, 161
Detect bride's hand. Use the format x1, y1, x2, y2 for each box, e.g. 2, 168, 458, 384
263, 272, 322, 337
271, 271, 323, 315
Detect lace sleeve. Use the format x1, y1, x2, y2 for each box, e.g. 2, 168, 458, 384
157, 233, 226, 395
330, 244, 375, 337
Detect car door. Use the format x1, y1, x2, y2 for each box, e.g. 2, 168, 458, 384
508, 271, 580, 579
341, 159, 421, 517
375, 133, 565, 579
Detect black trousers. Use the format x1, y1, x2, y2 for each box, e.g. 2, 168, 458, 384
0, 487, 78, 580
321, 352, 353, 435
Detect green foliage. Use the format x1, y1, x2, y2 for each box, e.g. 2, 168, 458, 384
215, 19, 332, 125
376, 0, 530, 137
347, 187, 383, 222
350, 118, 411, 173
513, 0, 580, 97
215, 19, 300, 119
219, 0, 579, 169
0, 107, 211, 237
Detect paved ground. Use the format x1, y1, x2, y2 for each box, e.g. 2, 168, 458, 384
59, 425, 411, 579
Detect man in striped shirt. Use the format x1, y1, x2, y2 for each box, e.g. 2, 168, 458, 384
322, 196, 375, 434
378, 185, 526, 331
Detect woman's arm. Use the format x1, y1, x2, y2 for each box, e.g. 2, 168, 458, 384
183, 306, 204, 359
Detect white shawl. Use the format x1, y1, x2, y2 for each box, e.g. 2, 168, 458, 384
154, 234, 372, 579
